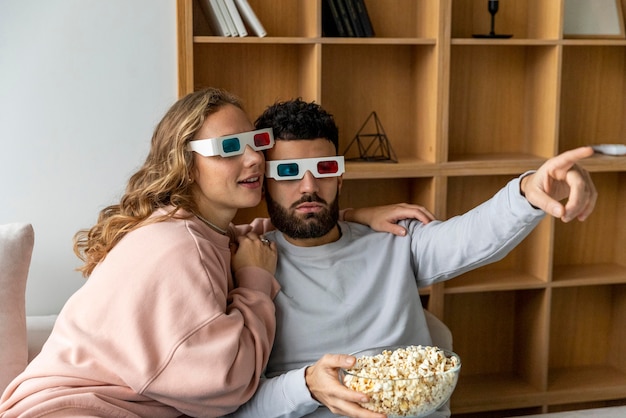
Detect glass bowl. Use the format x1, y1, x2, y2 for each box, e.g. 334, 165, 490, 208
339, 345, 461, 418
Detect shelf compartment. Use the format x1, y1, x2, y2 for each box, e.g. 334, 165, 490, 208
552, 172, 626, 283
441, 153, 546, 176
322, 44, 439, 163
193, 43, 320, 118
448, 45, 560, 161
548, 285, 626, 401
443, 175, 552, 290
452, 406, 544, 418
344, 159, 437, 180
340, 177, 437, 214
193, 0, 316, 37
363, 0, 441, 39
445, 289, 549, 412
452, 373, 545, 413
559, 45, 626, 153
546, 399, 626, 414
579, 154, 626, 173
451, 0, 561, 40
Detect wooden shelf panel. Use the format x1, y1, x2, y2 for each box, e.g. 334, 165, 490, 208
553, 172, 626, 270
363, 0, 440, 38
340, 177, 437, 214
344, 159, 436, 179
444, 290, 548, 383
344, 154, 626, 179
448, 44, 560, 159
452, 367, 626, 414
553, 263, 626, 286
579, 155, 626, 172
192, 42, 320, 118
193, 36, 437, 45
451, 0, 562, 40
322, 43, 439, 163
451, 372, 545, 413
444, 269, 546, 293
452, 39, 560, 45
559, 45, 626, 153
550, 285, 626, 374
548, 366, 626, 402
444, 153, 546, 175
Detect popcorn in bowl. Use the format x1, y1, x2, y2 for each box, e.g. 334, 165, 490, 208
339, 345, 461, 418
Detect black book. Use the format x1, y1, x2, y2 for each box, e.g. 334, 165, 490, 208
335, 0, 356, 37
354, 0, 375, 37
322, 0, 346, 37
344, 0, 365, 37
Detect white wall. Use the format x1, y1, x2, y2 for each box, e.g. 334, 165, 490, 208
0, 1, 178, 315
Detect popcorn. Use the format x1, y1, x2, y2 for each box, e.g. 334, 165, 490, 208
341, 345, 460, 417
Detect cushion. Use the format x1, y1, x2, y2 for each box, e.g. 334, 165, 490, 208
0, 223, 34, 394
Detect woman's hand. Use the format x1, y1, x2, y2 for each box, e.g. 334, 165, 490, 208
343, 203, 436, 236
231, 232, 277, 275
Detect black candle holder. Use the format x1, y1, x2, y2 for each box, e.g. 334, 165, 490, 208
473, 0, 512, 38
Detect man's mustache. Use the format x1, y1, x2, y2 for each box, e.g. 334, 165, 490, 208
290, 193, 327, 209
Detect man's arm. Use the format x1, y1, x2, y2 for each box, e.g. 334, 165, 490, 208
225, 368, 320, 418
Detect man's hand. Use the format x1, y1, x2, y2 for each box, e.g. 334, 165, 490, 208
520, 146, 597, 222
305, 354, 386, 418
344, 203, 436, 236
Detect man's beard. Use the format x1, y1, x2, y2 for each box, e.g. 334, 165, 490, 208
266, 191, 339, 239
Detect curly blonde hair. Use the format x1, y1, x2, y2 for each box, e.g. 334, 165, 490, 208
73, 88, 242, 277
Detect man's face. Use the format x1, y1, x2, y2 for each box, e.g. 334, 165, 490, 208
265, 138, 343, 243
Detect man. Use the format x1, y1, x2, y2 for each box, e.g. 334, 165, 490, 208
230, 99, 597, 418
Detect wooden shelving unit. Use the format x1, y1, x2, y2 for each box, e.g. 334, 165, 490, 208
177, 0, 626, 415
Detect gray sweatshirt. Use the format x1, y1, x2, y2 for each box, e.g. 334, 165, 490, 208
229, 175, 545, 418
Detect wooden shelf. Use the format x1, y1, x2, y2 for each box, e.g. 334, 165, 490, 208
548, 366, 626, 402
178, 0, 626, 414
452, 372, 545, 413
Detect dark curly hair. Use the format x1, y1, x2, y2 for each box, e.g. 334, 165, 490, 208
254, 98, 339, 152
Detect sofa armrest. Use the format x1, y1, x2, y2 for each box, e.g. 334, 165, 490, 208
26, 315, 57, 363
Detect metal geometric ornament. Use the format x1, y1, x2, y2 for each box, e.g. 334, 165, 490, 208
342, 111, 397, 162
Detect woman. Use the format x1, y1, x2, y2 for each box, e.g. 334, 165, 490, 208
0, 88, 279, 417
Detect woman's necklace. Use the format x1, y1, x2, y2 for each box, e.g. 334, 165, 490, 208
195, 212, 228, 235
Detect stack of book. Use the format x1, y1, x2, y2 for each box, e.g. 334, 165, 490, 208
323, 0, 375, 37
198, 0, 266, 37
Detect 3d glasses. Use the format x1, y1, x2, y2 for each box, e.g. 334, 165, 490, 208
187, 128, 274, 157
266, 156, 345, 180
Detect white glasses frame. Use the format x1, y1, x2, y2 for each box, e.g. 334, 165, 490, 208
187, 128, 274, 157
266, 156, 345, 180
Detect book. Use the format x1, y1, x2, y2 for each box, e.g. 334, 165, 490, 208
335, 0, 356, 37
198, 0, 231, 36
344, 0, 365, 37
353, 0, 375, 37
234, 0, 267, 37
322, 0, 346, 37
224, 0, 248, 37
216, 0, 238, 37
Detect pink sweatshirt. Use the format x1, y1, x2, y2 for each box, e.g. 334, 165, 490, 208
0, 208, 280, 418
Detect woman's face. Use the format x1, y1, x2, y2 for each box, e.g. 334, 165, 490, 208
190, 104, 264, 223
